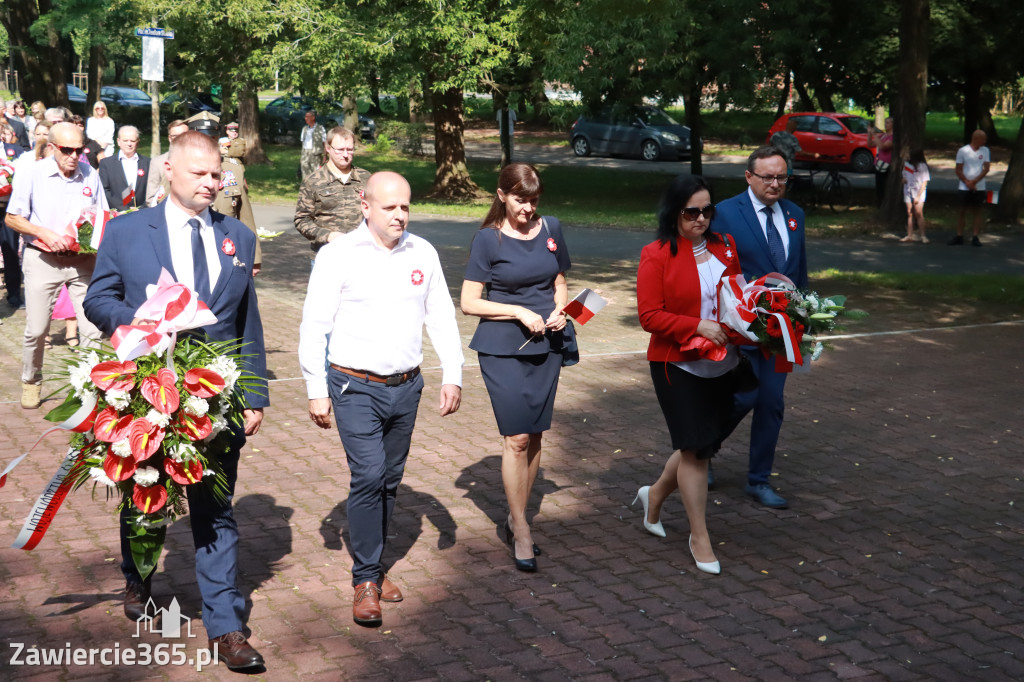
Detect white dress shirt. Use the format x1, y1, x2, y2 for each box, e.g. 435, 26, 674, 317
747, 187, 789, 259
7, 156, 108, 246
164, 201, 222, 296
119, 150, 140, 188
300, 125, 315, 150
298, 221, 464, 400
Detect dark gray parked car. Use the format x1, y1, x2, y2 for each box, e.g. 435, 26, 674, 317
569, 105, 695, 161
262, 95, 376, 142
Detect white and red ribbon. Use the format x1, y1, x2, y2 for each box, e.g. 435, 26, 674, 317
111, 269, 218, 364
11, 449, 88, 550
718, 272, 804, 370
0, 392, 98, 490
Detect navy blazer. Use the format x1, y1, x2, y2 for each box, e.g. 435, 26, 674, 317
98, 154, 150, 209
83, 205, 269, 409
714, 190, 808, 289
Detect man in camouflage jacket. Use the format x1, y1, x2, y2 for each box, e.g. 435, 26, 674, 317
294, 126, 369, 254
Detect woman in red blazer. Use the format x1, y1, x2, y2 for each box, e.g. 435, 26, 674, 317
635, 174, 743, 575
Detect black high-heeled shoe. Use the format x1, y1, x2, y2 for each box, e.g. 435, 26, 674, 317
503, 520, 541, 556
503, 521, 539, 572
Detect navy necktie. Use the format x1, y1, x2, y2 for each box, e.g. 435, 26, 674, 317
188, 218, 212, 301
762, 207, 786, 272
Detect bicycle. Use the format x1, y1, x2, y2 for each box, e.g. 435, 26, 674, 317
786, 163, 852, 213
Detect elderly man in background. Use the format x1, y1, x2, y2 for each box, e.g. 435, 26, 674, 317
294, 126, 369, 255
98, 125, 149, 209
5, 122, 108, 409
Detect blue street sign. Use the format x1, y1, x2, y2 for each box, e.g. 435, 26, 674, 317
135, 27, 175, 39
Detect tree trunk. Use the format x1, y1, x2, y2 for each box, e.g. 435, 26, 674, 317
494, 90, 511, 168
813, 78, 834, 112
430, 87, 480, 199
775, 70, 791, 120
342, 95, 359, 135
237, 83, 270, 165
366, 71, 382, 116
992, 120, 1024, 224
87, 43, 103, 108
1, 0, 67, 105
978, 87, 999, 144
685, 85, 703, 176
408, 78, 422, 123
884, 0, 930, 225
792, 76, 814, 111
961, 68, 982, 143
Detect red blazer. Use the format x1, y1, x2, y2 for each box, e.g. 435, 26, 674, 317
637, 232, 742, 362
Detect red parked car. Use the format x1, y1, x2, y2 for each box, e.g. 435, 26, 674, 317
766, 112, 876, 174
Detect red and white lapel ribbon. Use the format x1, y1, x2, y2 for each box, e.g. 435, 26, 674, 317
111, 268, 218, 366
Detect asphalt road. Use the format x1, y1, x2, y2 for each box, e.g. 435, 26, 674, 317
256, 202, 1024, 277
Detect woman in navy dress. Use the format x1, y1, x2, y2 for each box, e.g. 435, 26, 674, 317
461, 163, 573, 573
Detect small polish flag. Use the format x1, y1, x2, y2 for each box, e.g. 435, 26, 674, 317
986, 190, 999, 205
89, 210, 112, 250
121, 187, 135, 207
563, 288, 608, 325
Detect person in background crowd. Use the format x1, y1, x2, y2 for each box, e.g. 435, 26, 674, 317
950, 129, 991, 247
901, 149, 930, 244
635, 174, 743, 576
299, 110, 326, 179
224, 121, 246, 159
294, 126, 369, 256
213, 135, 261, 275
146, 119, 189, 206
70, 115, 104, 168
299, 171, 463, 627
1, 122, 26, 309
44, 107, 69, 124
86, 101, 115, 157
5, 122, 108, 409
770, 118, 802, 175
98, 125, 148, 209
711, 146, 808, 510
460, 163, 575, 573
4, 99, 30, 149
869, 117, 894, 206
27, 101, 46, 136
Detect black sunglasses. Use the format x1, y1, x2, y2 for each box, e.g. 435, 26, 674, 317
54, 145, 85, 156
680, 203, 715, 221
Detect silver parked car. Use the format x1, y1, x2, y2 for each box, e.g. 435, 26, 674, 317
569, 105, 695, 161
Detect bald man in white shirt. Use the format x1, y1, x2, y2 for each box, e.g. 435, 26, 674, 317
298, 171, 463, 628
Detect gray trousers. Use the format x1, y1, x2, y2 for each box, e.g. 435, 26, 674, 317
21, 247, 100, 384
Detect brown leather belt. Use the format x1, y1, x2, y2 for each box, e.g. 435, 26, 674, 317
330, 364, 420, 387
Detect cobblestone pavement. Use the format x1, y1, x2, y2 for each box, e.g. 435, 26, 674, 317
1, 221, 1023, 681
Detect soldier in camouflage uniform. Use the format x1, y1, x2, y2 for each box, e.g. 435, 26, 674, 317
294, 126, 369, 254
299, 111, 326, 180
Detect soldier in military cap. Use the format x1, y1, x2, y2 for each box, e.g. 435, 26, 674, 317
294, 126, 369, 256
213, 136, 261, 275
224, 121, 246, 160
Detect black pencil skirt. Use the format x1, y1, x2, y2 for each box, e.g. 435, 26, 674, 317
650, 361, 736, 459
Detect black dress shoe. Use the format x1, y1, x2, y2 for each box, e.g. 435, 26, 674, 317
503, 520, 541, 556
209, 631, 265, 671
123, 581, 152, 621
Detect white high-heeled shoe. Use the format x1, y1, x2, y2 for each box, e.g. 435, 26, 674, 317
631, 486, 666, 538
689, 535, 721, 575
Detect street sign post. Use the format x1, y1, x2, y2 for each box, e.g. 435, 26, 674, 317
137, 27, 174, 157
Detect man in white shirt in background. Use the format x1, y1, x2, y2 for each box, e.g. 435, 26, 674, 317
298, 171, 464, 628
950, 129, 991, 247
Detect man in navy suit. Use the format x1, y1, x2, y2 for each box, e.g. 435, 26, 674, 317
713, 146, 808, 509
84, 131, 268, 671
97, 125, 150, 209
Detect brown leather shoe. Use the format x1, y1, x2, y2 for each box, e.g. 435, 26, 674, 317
209, 631, 265, 671
379, 574, 403, 602
353, 581, 382, 626
123, 581, 152, 621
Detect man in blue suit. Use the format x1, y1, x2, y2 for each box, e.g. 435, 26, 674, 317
84, 131, 268, 671
713, 146, 808, 509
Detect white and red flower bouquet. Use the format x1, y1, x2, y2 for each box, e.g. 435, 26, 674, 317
33, 206, 118, 255
718, 273, 864, 371
0, 160, 15, 197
